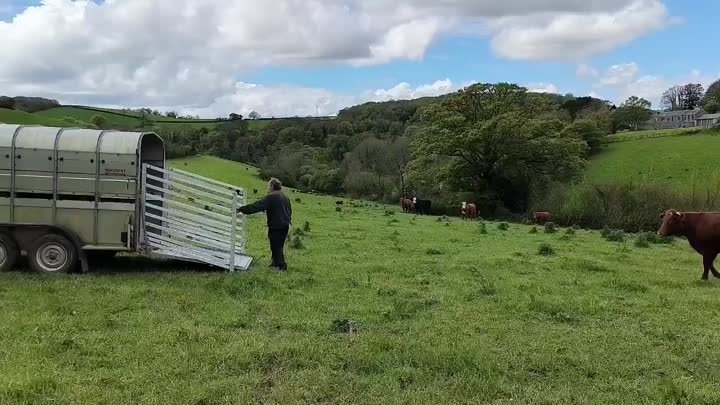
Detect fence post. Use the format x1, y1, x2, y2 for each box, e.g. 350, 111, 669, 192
229, 191, 238, 273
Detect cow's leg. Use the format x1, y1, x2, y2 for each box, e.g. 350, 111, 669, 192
707, 253, 720, 279
701, 254, 714, 280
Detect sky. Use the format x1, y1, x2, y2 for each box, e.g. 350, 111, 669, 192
0, 0, 718, 118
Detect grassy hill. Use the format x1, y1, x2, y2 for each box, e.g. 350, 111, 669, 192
588, 130, 720, 190
0, 108, 67, 126
1, 156, 720, 404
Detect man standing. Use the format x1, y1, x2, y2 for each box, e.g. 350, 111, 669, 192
238, 178, 292, 271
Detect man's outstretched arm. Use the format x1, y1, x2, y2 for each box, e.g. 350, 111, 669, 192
238, 196, 267, 215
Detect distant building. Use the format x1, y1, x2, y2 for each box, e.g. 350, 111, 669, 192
696, 113, 720, 129
652, 109, 702, 129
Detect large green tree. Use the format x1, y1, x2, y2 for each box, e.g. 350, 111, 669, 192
412, 83, 587, 212
613, 96, 653, 131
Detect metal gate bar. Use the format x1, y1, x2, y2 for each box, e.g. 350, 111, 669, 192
140, 164, 251, 271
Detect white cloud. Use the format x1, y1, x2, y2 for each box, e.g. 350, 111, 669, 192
489, 0, 671, 61
576, 64, 599, 78
597, 63, 639, 86
526, 83, 559, 94
579, 62, 719, 108
183, 79, 466, 118
0, 0, 674, 113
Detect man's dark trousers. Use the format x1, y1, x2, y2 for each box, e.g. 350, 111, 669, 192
268, 227, 289, 269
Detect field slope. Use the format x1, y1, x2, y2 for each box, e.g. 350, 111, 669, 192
0, 109, 67, 127
588, 131, 720, 190
1, 156, 720, 404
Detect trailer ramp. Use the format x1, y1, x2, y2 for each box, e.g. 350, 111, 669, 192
140, 164, 252, 271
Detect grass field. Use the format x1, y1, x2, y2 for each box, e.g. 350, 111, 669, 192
588, 131, 720, 190
0, 109, 67, 127
1, 156, 720, 404
604, 128, 699, 143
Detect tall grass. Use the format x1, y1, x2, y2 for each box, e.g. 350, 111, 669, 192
536, 174, 720, 232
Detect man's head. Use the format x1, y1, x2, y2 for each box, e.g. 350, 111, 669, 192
268, 178, 282, 192
658, 209, 685, 237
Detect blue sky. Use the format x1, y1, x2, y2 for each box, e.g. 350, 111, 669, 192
1, 0, 718, 116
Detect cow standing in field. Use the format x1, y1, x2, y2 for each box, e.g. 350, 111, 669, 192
401, 198, 413, 213
533, 212, 551, 225
658, 209, 720, 280
461, 202, 478, 220
413, 197, 432, 216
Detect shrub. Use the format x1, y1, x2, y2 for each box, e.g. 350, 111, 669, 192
303, 221, 311, 232
634, 235, 650, 248
289, 236, 305, 249
538, 244, 556, 256
605, 230, 625, 242
497, 222, 509, 231
544, 222, 557, 234
479, 222, 488, 234
529, 227, 538, 234
643, 232, 674, 244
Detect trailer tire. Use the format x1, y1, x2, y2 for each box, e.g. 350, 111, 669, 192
0, 234, 19, 272
28, 234, 77, 274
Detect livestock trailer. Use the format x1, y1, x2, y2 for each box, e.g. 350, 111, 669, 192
0, 124, 252, 274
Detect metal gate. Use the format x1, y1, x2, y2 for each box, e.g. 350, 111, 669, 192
140, 164, 252, 271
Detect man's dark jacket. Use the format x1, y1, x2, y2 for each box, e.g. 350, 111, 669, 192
238, 190, 292, 229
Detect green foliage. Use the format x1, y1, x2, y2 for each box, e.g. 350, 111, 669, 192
479, 222, 488, 234
303, 221, 311, 232
537, 243, 556, 256
613, 105, 653, 132
565, 228, 576, 235
0, 96, 14, 109
634, 235, 650, 248
605, 230, 625, 242
704, 100, 720, 114
90, 114, 108, 129
544, 222, 557, 234
412, 83, 587, 212
561, 119, 605, 155
529, 226, 538, 234
289, 235, 305, 249
497, 222, 509, 231
705, 79, 720, 105
335, 206, 342, 212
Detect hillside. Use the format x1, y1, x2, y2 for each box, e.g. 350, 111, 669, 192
587, 130, 720, 190
0, 108, 67, 126
1, 156, 719, 404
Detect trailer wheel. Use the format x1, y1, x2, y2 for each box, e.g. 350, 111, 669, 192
28, 234, 77, 274
0, 234, 19, 272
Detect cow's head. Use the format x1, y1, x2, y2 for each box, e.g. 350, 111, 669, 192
657, 209, 685, 236
412, 197, 417, 204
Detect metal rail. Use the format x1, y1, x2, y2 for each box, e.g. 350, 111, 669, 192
140, 164, 251, 271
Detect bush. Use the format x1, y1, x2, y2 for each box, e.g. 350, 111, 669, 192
544, 222, 557, 234
303, 221, 311, 232
529, 227, 538, 234
497, 222, 509, 231
634, 235, 650, 248
538, 244, 556, 256
605, 230, 625, 242
479, 222, 488, 234
289, 236, 305, 249
642, 232, 673, 244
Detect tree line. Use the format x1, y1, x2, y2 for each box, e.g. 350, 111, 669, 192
661, 79, 720, 113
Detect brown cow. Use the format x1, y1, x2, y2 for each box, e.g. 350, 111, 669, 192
533, 211, 551, 225
401, 198, 413, 213
461, 202, 478, 220
658, 209, 720, 280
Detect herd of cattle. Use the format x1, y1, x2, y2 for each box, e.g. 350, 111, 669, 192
398, 198, 720, 281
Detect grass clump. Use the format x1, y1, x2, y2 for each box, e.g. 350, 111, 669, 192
303, 221, 311, 232
538, 243, 556, 256
605, 230, 625, 242
426, 248, 443, 256
565, 228, 576, 235
289, 236, 305, 249
529, 226, 538, 234
335, 206, 342, 212
479, 222, 488, 234
497, 222, 509, 231
544, 222, 557, 234
634, 235, 651, 248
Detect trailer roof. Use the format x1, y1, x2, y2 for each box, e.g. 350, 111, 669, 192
0, 124, 162, 155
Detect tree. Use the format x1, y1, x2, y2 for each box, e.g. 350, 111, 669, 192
661, 86, 683, 111
613, 96, 653, 131
703, 79, 720, 106
0, 96, 14, 110
704, 100, 720, 114
387, 137, 412, 197
681, 83, 704, 110
412, 83, 587, 212
560, 119, 606, 155
229, 113, 242, 120
90, 114, 108, 129
622, 96, 651, 109
248, 111, 261, 120
165, 111, 178, 118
